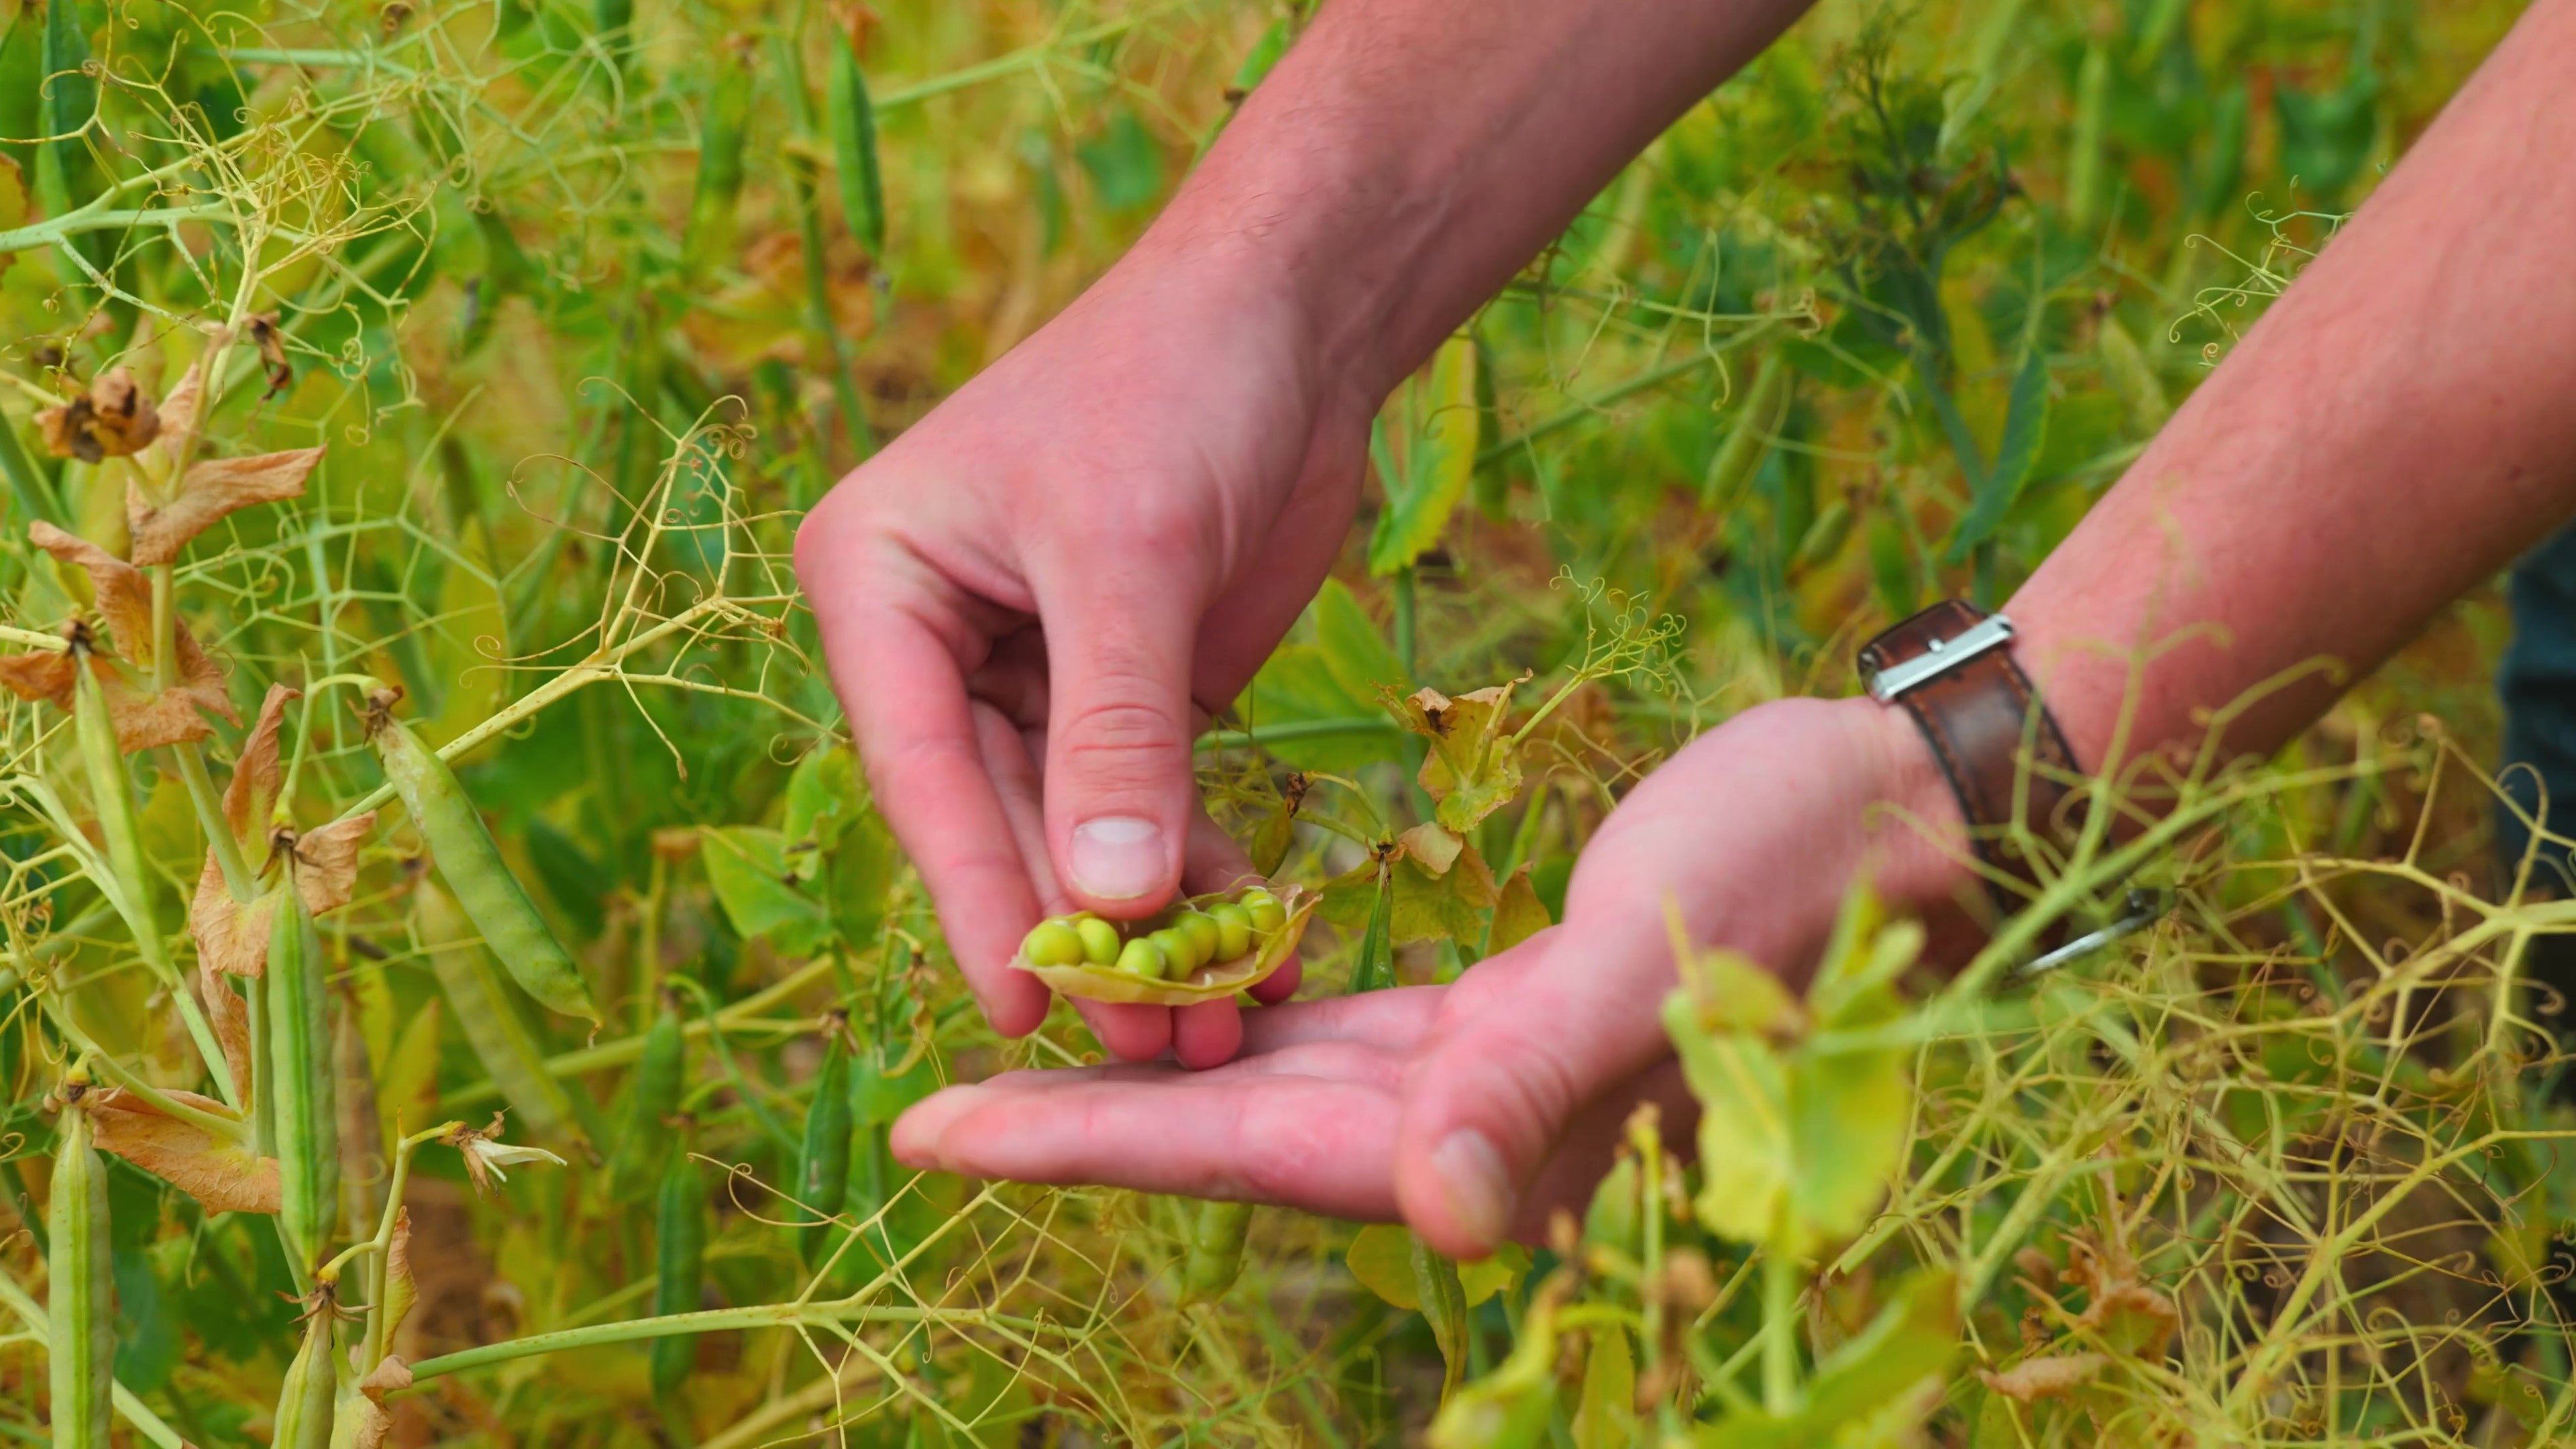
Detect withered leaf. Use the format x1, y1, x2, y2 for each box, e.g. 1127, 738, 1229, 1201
34, 369, 162, 462
226, 684, 299, 851
0, 647, 76, 705
128, 447, 323, 567
379, 1210, 415, 1345
289, 812, 375, 917
337, 1352, 412, 1449
190, 861, 279, 979
28, 522, 241, 745
1976, 1352, 2108, 1403
85, 1085, 279, 1215
195, 947, 254, 1101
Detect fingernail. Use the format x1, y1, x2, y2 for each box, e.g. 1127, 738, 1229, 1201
1069, 816, 1167, 900
1430, 1130, 1513, 1246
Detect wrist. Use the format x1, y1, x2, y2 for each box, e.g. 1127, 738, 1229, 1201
1847, 692, 1987, 927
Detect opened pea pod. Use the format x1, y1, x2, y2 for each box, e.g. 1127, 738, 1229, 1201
1010, 883, 1313, 1006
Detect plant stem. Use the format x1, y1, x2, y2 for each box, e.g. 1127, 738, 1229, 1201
172, 743, 255, 899
1760, 1248, 1799, 1415
1392, 568, 1417, 684
0, 1271, 187, 1448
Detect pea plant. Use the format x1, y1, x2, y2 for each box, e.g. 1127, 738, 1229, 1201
0, 0, 2553, 1441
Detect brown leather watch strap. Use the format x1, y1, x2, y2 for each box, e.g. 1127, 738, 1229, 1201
1858, 601, 2082, 923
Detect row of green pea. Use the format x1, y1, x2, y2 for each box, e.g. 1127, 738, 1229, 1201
1020, 888, 1289, 981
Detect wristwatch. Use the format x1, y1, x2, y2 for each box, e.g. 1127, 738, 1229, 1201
1857, 600, 2081, 925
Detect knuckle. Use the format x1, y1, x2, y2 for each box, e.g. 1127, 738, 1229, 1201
1055, 694, 1188, 780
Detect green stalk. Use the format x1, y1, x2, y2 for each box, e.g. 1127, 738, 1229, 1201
1760, 1248, 1800, 1414
172, 743, 256, 899
774, 30, 875, 463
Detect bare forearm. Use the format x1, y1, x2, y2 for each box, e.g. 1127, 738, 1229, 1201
1138, 0, 1814, 403
2012, 0, 2576, 782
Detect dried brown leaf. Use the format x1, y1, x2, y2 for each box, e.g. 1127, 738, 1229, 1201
85, 1085, 279, 1215
84, 369, 160, 458
379, 1211, 415, 1345
227, 684, 298, 849
0, 648, 75, 706
128, 447, 321, 566
30, 521, 154, 658
338, 1352, 412, 1449
27, 521, 241, 743
104, 673, 215, 751
191, 881, 256, 1095
36, 400, 92, 462
290, 812, 375, 916
1977, 1352, 2108, 1403
190, 864, 278, 979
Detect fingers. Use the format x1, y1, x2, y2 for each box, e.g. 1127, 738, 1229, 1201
1035, 559, 1205, 917
798, 528, 1049, 1037
1389, 920, 1678, 1258
892, 1073, 1404, 1219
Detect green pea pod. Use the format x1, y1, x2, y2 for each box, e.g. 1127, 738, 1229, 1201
268, 886, 339, 1275
47, 1094, 112, 1449
682, 50, 756, 277
1181, 1199, 1253, 1304
270, 1294, 337, 1449
794, 1032, 854, 1267
369, 705, 600, 1028
826, 40, 885, 256
611, 998, 687, 1201
416, 875, 588, 1150
649, 1136, 707, 1401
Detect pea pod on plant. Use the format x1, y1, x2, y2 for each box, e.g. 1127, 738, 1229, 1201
794, 1017, 855, 1267
610, 991, 688, 1201
268, 881, 339, 1275
1180, 1199, 1253, 1305
269, 1283, 338, 1449
649, 1122, 707, 1401
415, 872, 590, 1153
47, 1079, 113, 1449
1008, 883, 1315, 1006
364, 688, 600, 1030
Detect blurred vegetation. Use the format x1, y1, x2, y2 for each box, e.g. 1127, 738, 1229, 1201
0, 0, 2555, 1441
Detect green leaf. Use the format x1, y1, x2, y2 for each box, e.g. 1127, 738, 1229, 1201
1413, 1232, 1470, 1401
1945, 341, 2049, 561
1076, 108, 1165, 213
826, 812, 897, 950
783, 745, 860, 883
1574, 1328, 1637, 1449
2275, 68, 2379, 203
1693, 1272, 1958, 1448
702, 826, 833, 957
1316, 577, 1406, 701
1229, 16, 1291, 93
1367, 335, 1479, 576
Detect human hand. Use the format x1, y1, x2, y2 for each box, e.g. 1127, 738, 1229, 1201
795, 250, 1376, 1063
891, 695, 1972, 1254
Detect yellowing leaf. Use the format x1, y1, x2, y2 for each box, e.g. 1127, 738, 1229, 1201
1487, 865, 1551, 955
85, 1086, 279, 1216
1367, 333, 1479, 577
1344, 1224, 1525, 1311
1386, 677, 1529, 833
1666, 991, 1791, 1244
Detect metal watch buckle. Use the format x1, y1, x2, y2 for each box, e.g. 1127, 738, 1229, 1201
1867, 613, 2017, 702
2013, 888, 2167, 980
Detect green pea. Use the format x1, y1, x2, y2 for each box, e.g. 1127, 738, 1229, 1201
1021, 919, 1085, 967
1115, 937, 1168, 980
1208, 904, 1254, 961
1075, 916, 1122, 965
1148, 927, 1201, 976
1241, 888, 1287, 934
1175, 910, 1221, 964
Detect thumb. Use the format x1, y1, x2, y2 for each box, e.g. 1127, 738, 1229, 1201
1392, 923, 1676, 1258
1040, 568, 1203, 916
